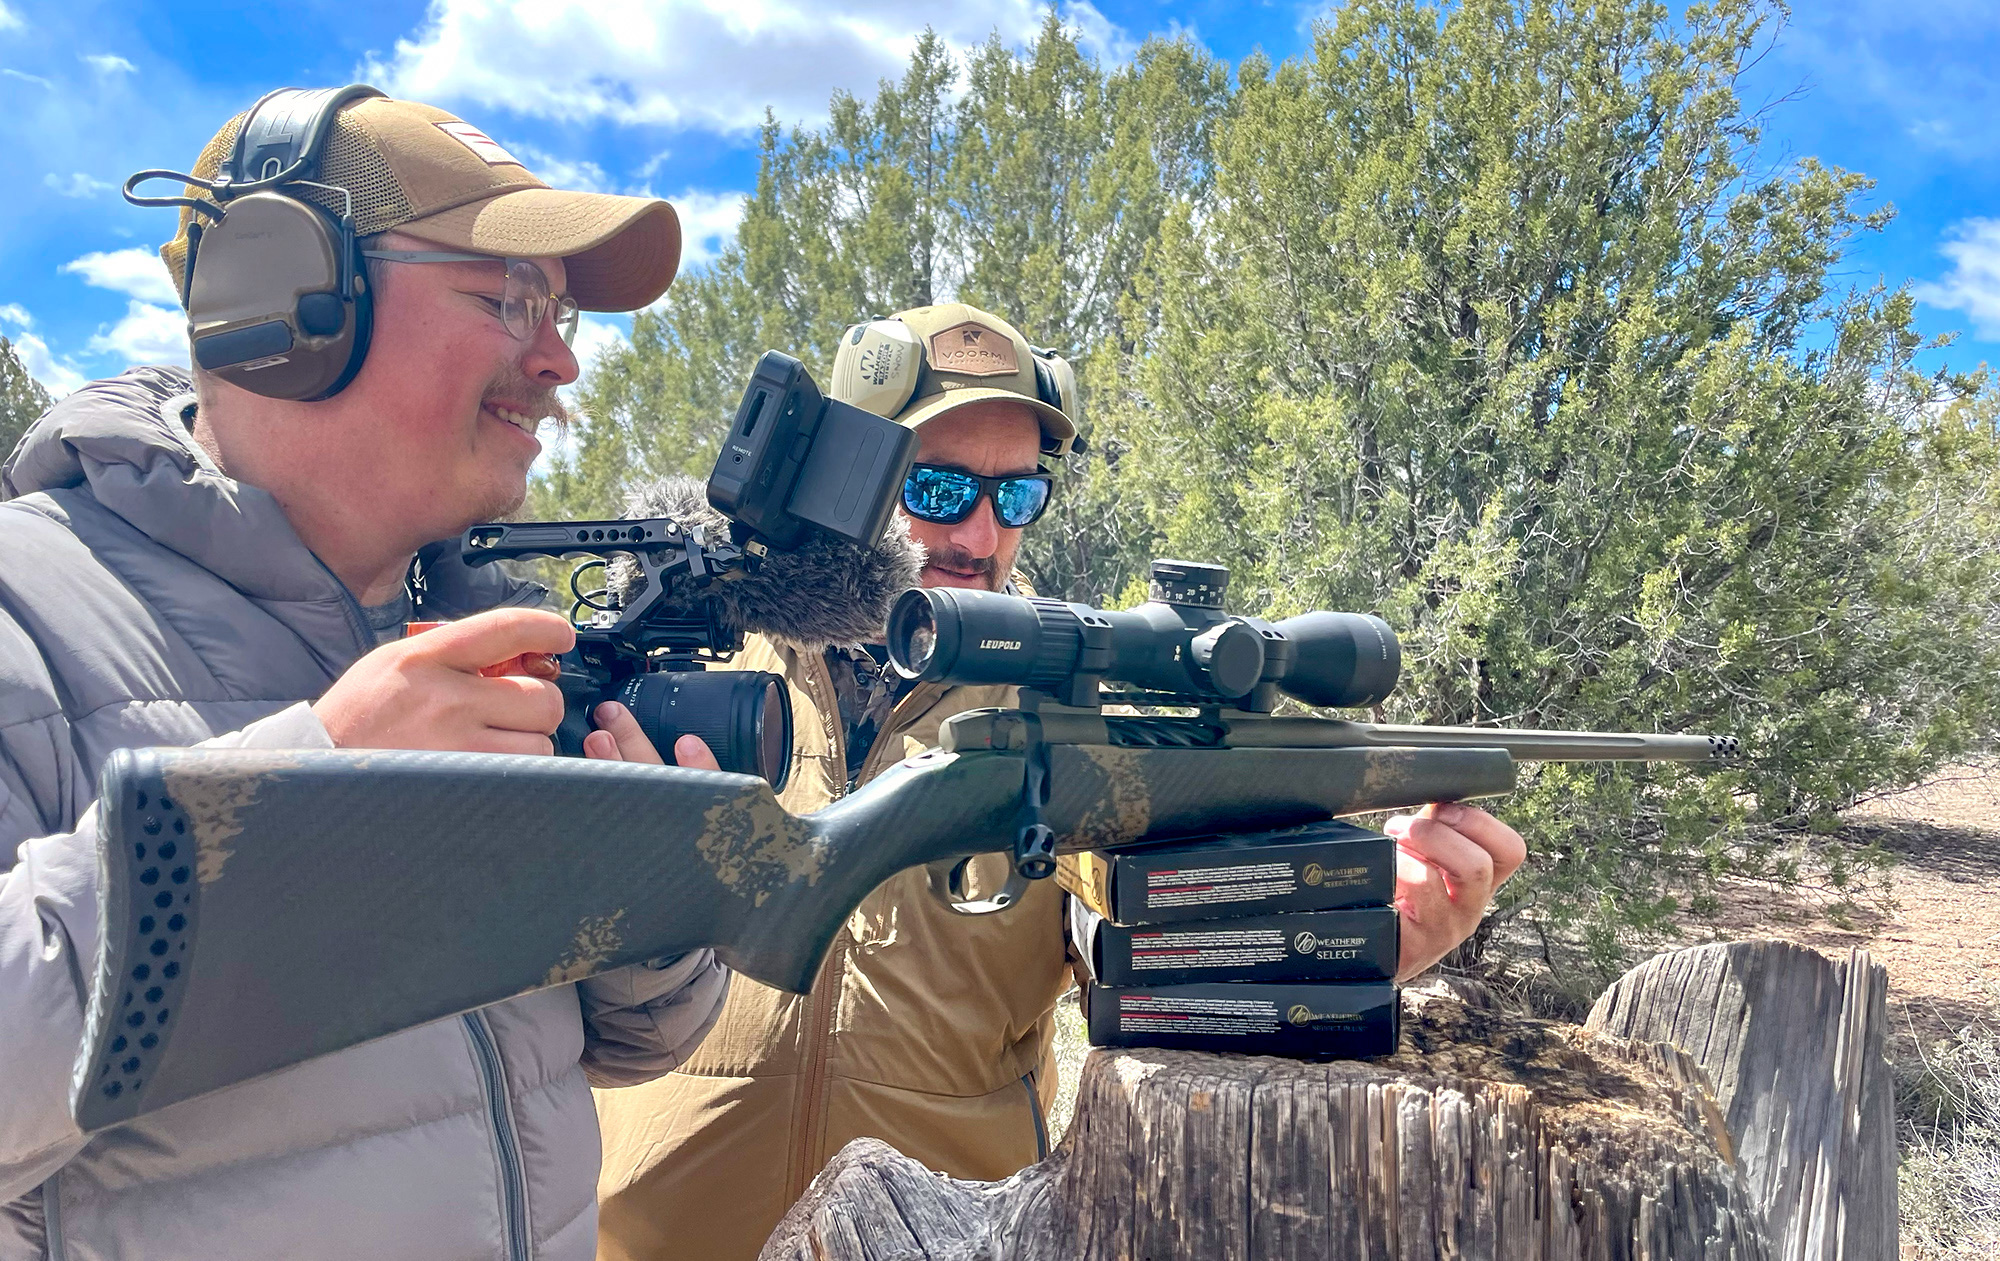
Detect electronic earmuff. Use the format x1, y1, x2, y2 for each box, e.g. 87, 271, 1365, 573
125, 84, 385, 402
831, 316, 1087, 456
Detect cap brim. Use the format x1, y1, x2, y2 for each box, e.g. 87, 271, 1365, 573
897, 387, 1079, 456
398, 188, 682, 312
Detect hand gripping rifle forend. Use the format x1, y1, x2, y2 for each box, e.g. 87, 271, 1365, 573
72, 736, 1519, 1130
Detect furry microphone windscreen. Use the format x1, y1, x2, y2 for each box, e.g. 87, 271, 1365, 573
609, 476, 926, 648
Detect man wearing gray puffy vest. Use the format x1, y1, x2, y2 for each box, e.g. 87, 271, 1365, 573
0, 88, 728, 1258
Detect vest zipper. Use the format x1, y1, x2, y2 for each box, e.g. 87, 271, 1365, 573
791, 649, 843, 1200
1022, 1071, 1050, 1159
40, 1170, 65, 1261
789, 658, 949, 1199
464, 1012, 531, 1261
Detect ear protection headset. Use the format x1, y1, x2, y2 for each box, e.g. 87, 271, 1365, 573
831, 317, 1087, 456
125, 84, 385, 402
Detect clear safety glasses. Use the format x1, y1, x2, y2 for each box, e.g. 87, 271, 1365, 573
360, 250, 581, 346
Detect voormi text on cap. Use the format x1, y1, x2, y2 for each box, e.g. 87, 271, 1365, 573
928, 322, 1019, 378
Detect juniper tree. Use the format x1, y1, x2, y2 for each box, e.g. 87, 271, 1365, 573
1106, 0, 2000, 975
0, 337, 54, 473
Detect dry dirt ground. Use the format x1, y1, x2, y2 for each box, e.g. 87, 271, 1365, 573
1694, 763, 2000, 1068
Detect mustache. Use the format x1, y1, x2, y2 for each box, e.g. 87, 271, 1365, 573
923, 544, 999, 582
482, 378, 571, 434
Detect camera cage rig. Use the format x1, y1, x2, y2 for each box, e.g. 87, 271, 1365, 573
462, 516, 769, 678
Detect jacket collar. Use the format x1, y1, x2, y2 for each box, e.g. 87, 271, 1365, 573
3, 366, 354, 604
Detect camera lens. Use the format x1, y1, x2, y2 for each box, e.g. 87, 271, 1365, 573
618, 670, 794, 789
756, 678, 787, 786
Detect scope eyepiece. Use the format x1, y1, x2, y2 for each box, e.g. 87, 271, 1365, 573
887, 588, 1083, 688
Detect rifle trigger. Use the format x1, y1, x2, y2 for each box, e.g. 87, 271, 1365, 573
922, 712, 1056, 916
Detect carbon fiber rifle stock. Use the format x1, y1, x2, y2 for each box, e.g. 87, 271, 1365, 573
71, 707, 1730, 1132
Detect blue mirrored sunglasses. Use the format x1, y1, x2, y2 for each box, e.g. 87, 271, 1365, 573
902, 464, 1054, 529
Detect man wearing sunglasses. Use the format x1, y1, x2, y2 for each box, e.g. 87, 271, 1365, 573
0, 93, 727, 1259
593, 304, 1085, 1261
593, 301, 1529, 1261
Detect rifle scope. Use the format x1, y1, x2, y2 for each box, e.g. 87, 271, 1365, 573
886, 560, 1402, 710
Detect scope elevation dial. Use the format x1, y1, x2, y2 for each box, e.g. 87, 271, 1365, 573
1149, 559, 1230, 609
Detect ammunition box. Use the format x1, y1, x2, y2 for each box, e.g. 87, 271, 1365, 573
1071, 903, 1397, 986
1083, 981, 1399, 1058
1056, 819, 1395, 925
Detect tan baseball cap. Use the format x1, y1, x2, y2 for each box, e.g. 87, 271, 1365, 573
886, 303, 1079, 455
161, 94, 680, 312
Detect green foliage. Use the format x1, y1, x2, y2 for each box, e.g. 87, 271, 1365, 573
537, 22, 1229, 606
0, 336, 54, 471
1110, 0, 2000, 975
537, 1, 2000, 976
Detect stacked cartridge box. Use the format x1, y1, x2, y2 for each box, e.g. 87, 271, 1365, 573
1060, 820, 1401, 1058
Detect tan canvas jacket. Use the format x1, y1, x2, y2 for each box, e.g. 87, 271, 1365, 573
593, 633, 1073, 1261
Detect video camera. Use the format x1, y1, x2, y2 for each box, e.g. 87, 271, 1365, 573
460, 351, 919, 786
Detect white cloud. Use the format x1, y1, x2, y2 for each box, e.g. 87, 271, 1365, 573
44, 171, 115, 198
2, 68, 51, 89
87, 300, 187, 368
82, 53, 136, 75
62, 248, 180, 306
10, 331, 88, 397
570, 312, 630, 371
666, 189, 747, 268
1914, 218, 2000, 339
0, 1, 21, 31
505, 141, 615, 195
0, 307, 88, 396
364, 0, 1129, 133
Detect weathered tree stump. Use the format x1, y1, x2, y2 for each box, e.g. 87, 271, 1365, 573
761, 940, 1897, 1259
761, 986, 1772, 1260
1585, 942, 1895, 1261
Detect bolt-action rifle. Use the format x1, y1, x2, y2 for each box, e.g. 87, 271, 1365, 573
71, 560, 1734, 1131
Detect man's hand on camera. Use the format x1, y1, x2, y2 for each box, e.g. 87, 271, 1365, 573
582, 701, 722, 771
314, 608, 574, 755
1386, 802, 1526, 982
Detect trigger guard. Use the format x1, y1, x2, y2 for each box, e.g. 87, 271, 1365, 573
924, 857, 1031, 916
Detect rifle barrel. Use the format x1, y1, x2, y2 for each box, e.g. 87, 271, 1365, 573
1224, 718, 1736, 762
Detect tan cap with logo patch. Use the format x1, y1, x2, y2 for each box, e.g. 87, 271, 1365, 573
885, 303, 1079, 454
161, 95, 680, 313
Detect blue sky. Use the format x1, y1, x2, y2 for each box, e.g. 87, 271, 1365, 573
3, 0, 1998, 398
